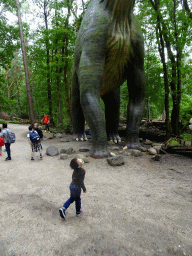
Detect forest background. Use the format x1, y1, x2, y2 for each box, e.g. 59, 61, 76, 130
0, 0, 192, 139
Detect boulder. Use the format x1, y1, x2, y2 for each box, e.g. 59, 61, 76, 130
59, 154, 68, 160
107, 155, 124, 166
55, 133, 63, 138
44, 133, 54, 139
139, 146, 147, 152
130, 149, 142, 157
144, 139, 153, 145
60, 149, 67, 154
46, 146, 59, 156
66, 147, 75, 155
148, 147, 157, 155
73, 153, 90, 163
153, 145, 162, 154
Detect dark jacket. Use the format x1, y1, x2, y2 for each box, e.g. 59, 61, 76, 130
34, 128, 43, 138
72, 168, 86, 192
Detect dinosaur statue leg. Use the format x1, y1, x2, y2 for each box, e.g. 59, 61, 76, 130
101, 88, 121, 143
126, 37, 145, 148
79, 51, 110, 158
71, 71, 86, 141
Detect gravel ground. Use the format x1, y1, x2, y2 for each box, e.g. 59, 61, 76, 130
0, 123, 192, 256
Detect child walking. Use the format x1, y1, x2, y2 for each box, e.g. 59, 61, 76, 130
59, 158, 86, 220
27, 126, 43, 161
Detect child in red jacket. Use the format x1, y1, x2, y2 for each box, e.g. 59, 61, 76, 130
42, 114, 50, 132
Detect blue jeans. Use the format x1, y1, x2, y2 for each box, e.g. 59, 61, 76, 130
5, 143, 11, 159
62, 183, 81, 214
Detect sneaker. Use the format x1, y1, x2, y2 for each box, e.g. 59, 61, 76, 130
31, 157, 34, 161
44, 130, 47, 133
40, 154, 43, 159
59, 208, 66, 219
76, 210, 83, 217
5, 157, 11, 161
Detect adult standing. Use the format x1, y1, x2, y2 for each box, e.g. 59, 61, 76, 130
0, 123, 11, 161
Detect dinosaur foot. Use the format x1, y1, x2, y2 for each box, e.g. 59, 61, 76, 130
107, 133, 121, 144
73, 133, 88, 141
90, 148, 110, 158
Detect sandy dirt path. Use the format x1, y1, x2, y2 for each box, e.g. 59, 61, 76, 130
0, 123, 192, 256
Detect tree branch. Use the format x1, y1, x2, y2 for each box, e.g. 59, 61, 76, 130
183, 0, 192, 19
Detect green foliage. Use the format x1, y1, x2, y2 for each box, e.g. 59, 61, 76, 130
1, 0, 192, 135
169, 140, 178, 146
0, 119, 6, 124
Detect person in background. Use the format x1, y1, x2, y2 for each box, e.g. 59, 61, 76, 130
0, 123, 11, 161
42, 114, 50, 132
0, 128, 3, 156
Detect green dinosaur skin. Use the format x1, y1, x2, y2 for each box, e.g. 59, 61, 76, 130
71, 0, 145, 158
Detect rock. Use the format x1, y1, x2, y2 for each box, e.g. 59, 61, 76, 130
112, 146, 120, 151
79, 147, 90, 152
151, 154, 161, 161
55, 133, 63, 138
189, 118, 192, 124
152, 143, 164, 147
107, 155, 124, 166
66, 148, 75, 155
46, 146, 59, 156
73, 154, 90, 163
82, 157, 90, 163
44, 133, 54, 139
139, 146, 147, 152
59, 154, 68, 160
153, 146, 162, 153
123, 151, 131, 156
60, 149, 67, 154
60, 138, 70, 142
144, 139, 153, 145
110, 152, 116, 156
130, 149, 142, 157
148, 147, 157, 155
74, 153, 84, 159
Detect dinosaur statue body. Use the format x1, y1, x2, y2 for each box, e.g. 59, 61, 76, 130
71, 0, 145, 158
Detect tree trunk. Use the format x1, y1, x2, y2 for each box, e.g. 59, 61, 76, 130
44, 0, 53, 125
64, 0, 71, 119
155, 13, 171, 138
16, 0, 34, 125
